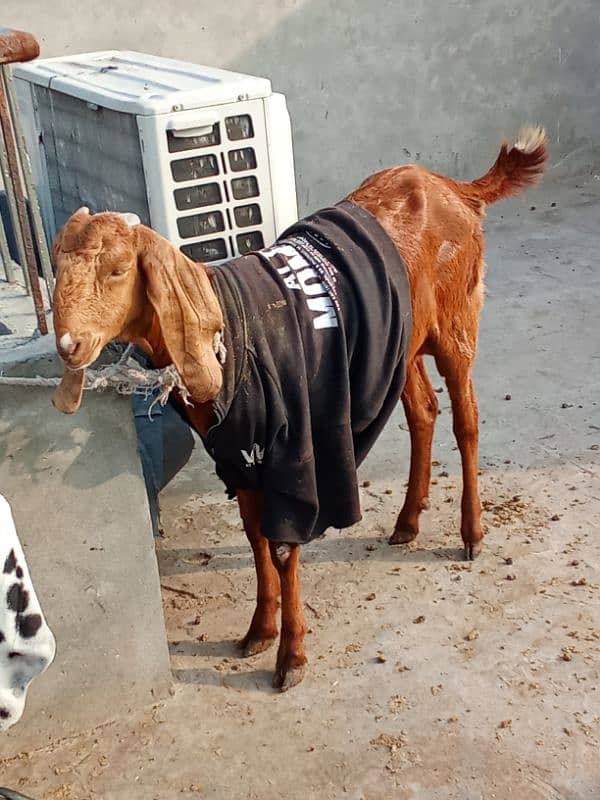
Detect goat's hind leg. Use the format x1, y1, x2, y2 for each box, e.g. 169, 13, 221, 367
237, 491, 280, 656
390, 356, 438, 544
434, 355, 483, 560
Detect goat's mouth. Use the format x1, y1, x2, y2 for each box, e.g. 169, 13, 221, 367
63, 355, 94, 370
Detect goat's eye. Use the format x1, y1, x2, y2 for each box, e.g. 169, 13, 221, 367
109, 269, 126, 278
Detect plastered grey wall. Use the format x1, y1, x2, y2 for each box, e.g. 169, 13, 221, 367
4, 1, 599, 213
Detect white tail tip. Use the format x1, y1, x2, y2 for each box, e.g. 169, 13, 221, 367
514, 126, 547, 154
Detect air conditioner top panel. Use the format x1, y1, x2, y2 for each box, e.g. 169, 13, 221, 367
13, 50, 273, 115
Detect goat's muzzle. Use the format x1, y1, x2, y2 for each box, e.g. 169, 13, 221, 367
56, 331, 101, 371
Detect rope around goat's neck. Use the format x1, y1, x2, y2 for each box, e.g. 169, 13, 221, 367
0, 344, 191, 413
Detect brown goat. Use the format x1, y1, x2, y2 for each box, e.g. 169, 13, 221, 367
51, 127, 548, 690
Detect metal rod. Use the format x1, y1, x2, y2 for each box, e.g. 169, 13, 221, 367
4, 65, 54, 298
0, 209, 13, 281
0, 70, 46, 333
0, 95, 30, 291
0, 26, 38, 289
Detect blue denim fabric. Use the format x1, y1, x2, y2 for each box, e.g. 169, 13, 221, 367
131, 390, 194, 537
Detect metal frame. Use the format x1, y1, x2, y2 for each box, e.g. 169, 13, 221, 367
4, 66, 54, 295
0, 27, 48, 335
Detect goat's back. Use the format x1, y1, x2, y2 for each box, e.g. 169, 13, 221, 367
347, 164, 486, 356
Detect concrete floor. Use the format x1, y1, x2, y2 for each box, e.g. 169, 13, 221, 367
0, 274, 50, 346
1, 174, 599, 799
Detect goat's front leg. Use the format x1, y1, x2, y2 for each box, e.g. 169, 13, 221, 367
237, 491, 280, 656
390, 357, 438, 544
269, 542, 307, 691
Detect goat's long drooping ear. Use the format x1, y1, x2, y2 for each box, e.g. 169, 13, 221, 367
136, 227, 224, 403
52, 367, 85, 414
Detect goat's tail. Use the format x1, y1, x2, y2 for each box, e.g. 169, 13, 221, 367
461, 126, 549, 206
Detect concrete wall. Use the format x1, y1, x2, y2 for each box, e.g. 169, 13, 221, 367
0, 350, 171, 758
4, 1, 600, 213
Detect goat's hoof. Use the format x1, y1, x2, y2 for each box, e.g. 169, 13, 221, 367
389, 525, 418, 545
238, 633, 278, 658
463, 540, 483, 561
272, 663, 307, 692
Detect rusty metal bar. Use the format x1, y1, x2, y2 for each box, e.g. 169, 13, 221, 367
0, 69, 47, 333
4, 65, 54, 298
0, 28, 39, 65
0, 105, 30, 290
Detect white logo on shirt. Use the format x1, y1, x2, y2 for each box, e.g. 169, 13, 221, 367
241, 443, 264, 467
261, 243, 338, 330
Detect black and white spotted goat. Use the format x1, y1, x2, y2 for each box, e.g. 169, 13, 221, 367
0, 494, 55, 732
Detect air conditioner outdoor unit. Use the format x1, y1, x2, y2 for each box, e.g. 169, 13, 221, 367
13, 50, 298, 263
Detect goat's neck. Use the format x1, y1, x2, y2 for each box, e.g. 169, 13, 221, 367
122, 309, 171, 369
121, 310, 216, 436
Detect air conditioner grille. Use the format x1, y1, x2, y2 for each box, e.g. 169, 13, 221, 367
168, 109, 269, 263
181, 239, 228, 262
167, 125, 220, 153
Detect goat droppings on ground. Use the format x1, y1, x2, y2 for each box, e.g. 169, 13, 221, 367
370, 732, 407, 752
560, 648, 575, 662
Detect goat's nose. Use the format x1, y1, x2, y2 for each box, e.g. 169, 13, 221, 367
59, 333, 80, 357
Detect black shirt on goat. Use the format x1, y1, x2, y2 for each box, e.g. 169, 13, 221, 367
204, 200, 412, 544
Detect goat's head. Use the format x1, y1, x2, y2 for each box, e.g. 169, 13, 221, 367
52, 208, 224, 413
